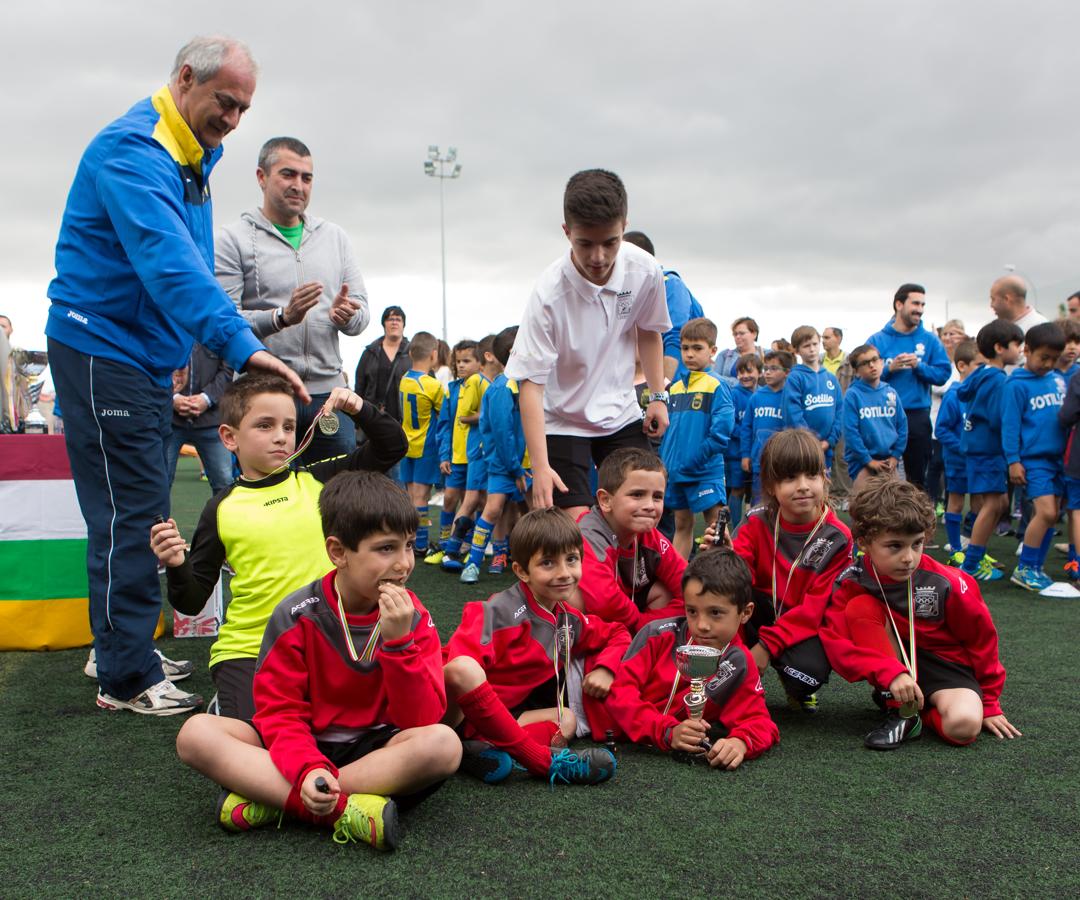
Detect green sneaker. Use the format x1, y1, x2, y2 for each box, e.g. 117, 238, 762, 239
965, 556, 1004, 582
945, 550, 964, 567
423, 548, 446, 565
787, 692, 819, 713
217, 790, 278, 832
332, 793, 399, 851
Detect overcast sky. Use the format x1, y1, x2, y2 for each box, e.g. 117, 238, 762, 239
5, 1, 1080, 379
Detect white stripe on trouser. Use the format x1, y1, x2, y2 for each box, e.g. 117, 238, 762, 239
88, 356, 119, 631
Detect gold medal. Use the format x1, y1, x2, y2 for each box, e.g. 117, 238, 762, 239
899, 700, 918, 719
317, 413, 340, 435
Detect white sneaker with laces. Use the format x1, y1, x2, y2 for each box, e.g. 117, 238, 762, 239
84, 648, 194, 682
96, 679, 202, 715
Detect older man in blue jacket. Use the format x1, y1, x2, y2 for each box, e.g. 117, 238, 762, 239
46, 36, 307, 716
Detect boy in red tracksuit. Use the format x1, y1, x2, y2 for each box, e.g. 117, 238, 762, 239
574, 447, 686, 634
443, 508, 629, 786
708, 428, 852, 711
174, 472, 461, 852
605, 549, 778, 769
821, 476, 1021, 750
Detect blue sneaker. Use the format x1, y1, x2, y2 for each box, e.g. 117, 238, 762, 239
1010, 564, 1052, 592
964, 557, 1004, 582
460, 562, 480, 584
488, 552, 508, 575
459, 741, 521, 784
548, 747, 616, 787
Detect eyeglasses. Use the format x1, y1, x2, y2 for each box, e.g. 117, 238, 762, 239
763, 366, 785, 373
857, 357, 881, 367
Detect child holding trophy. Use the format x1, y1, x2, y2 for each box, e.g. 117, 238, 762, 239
707, 428, 852, 713
822, 476, 1021, 750
604, 549, 778, 769
443, 508, 627, 787
173, 472, 461, 851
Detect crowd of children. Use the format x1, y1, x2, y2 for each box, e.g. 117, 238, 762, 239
145, 168, 1051, 854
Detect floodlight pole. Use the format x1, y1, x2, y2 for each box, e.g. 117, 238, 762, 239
424, 146, 462, 343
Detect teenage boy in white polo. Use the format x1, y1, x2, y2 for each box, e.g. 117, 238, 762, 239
506, 169, 672, 517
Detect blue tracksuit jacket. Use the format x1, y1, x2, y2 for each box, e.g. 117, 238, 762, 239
783, 365, 842, 447
936, 382, 966, 470
958, 364, 1007, 457
1001, 368, 1066, 464
480, 374, 528, 479
843, 379, 908, 473
866, 321, 951, 411
660, 370, 735, 484
740, 385, 786, 471
728, 384, 755, 462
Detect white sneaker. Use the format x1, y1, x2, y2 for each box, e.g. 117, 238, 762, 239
96, 679, 203, 716
84, 648, 194, 682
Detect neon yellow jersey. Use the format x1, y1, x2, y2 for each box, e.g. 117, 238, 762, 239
400, 370, 444, 458
457, 372, 490, 464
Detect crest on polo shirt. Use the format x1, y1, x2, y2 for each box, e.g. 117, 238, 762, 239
616, 290, 634, 318
692, 393, 703, 410
707, 659, 738, 690
913, 584, 941, 618
802, 536, 834, 569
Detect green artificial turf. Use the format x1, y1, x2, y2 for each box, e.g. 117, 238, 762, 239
1, 458, 1078, 898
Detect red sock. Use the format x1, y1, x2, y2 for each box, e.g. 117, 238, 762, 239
458, 681, 553, 776
923, 707, 976, 746
523, 720, 561, 747
284, 782, 348, 827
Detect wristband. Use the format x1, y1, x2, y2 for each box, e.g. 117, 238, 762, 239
648, 390, 670, 404
276, 307, 287, 330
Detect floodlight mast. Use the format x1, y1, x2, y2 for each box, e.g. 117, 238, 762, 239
423, 145, 462, 343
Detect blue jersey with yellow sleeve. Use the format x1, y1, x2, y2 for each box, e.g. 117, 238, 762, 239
438, 378, 463, 465
480, 373, 530, 478
458, 372, 491, 463
399, 369, 444, 459
659, 370, 735, 484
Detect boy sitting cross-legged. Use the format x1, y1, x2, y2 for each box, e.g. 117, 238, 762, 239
150, 374, 407, 720
174, 471, 462, 850
822, 475, 1021, 750
443, 508, 627, 786
605, 549, 778, 769
574, 447, 687, 634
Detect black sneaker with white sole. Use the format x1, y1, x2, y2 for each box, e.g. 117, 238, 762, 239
96, 679, 202, 716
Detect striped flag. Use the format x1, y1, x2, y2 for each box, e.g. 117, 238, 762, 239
0, 435, 92, 650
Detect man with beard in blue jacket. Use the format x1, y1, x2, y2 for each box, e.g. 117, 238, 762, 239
46, 36, 308, 717
866, 284, 952, 491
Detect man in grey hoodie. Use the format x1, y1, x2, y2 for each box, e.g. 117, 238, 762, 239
216, 137, 370, 465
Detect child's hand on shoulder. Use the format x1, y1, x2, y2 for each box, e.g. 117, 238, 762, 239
707, 736, 748, 770
983, 713, 1022, 739
324, 386, 363, 417
149, 518, 186, 567
670, 719, 709, 753
378, 582, 415, 641
582, 666, 614, 699
301, 768, 340, 816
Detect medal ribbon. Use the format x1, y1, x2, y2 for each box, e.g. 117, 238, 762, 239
553, 607, 572, 727
335, 575, 382, 664
869, 562, 918, 684
771, 507, 829, 619
660, 637, 731, 717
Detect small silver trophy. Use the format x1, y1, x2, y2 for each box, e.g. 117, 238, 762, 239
676, 644, 723, 721
12, 349, 49, 434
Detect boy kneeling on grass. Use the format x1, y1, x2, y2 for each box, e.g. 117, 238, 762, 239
175, 471, 461, 851
822, 475, 1021, 751
605, 549, 778, 769
443, 507, 628, 786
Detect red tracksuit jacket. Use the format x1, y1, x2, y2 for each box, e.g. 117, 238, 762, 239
576, 506, 686, 634
732, 505, 851, 655
444, 581, 630, 722
605, 617, 778, 758
253, 571, 446, 787
821, 553, 1006, 717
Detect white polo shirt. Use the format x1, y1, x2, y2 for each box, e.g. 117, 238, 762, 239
505, 241, 671, 437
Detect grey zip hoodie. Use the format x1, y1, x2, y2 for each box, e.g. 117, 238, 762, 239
215, 209, 370, 393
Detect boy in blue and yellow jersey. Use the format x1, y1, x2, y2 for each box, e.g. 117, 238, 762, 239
740, 349, 793, 504
957, 319, 1023, 581
659, 318, 735, 558
461, 327, 531, 584
783, 325, 842, 468
429, 339, 481, 565
149, 373, 407, 721
399, 332, 444, 554
442, 335, 496, 570
1002, 322, 1067, 591
728, 353, 762, 528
